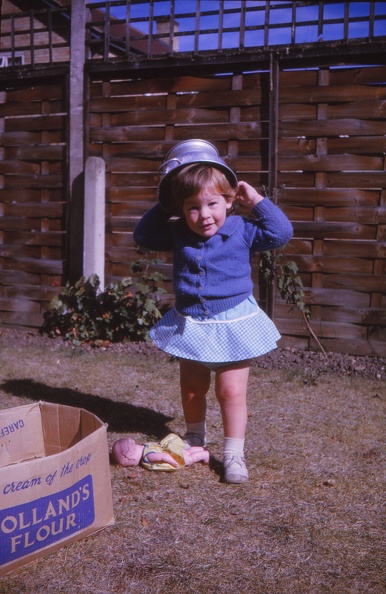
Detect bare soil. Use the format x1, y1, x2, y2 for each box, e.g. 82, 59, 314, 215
0, 329, 385, 593
1, 328, 385, 381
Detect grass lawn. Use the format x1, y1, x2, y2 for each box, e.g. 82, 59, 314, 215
0, 337, 385, 593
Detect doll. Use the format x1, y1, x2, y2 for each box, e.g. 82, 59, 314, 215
112, 433, 209, 471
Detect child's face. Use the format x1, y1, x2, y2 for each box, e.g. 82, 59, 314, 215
182, 189, 233, 237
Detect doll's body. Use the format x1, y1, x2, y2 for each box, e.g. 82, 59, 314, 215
112, 433, 209, 471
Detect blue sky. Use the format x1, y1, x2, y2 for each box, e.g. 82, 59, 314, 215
88, 1, 386, 51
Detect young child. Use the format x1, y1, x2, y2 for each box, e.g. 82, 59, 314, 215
133, 140, 293, 484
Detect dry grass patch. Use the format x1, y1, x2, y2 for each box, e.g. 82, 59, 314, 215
0, 338, 384, 593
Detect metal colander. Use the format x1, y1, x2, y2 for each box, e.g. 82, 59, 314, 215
157, 139, 238, 212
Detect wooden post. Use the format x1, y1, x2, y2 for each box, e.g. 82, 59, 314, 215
67, 0, 86, 283
268, 53, 279, 204
84, 157, 106, 290
266, 52, 279, 321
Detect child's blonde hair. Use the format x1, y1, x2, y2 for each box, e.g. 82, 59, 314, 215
170, 164, 237, 216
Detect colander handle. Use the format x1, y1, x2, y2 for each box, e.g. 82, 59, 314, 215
159, 158, 181, 175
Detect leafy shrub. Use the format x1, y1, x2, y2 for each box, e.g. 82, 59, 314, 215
260, 250, 326, 353
41, 260, 170, 346
260, 250, 310, 318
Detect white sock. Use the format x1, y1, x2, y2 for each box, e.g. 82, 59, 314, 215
223, 437, 245, 459
186, 420, 206, 437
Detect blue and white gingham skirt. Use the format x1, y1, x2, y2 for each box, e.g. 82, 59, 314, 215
149, 295, 280, 364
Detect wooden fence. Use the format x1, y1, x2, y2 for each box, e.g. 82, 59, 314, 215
0, 76, 68, 329
86, 65, 386, 357
0, 64, 385, 356
0, 1, 385, 357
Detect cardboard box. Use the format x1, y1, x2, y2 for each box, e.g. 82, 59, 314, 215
0, 401, 114, 575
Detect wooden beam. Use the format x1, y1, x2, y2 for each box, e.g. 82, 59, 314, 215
266, 53, 279, 321
67, 0, 86, 282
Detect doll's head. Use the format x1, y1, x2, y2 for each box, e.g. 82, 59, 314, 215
111, 438, 144, 467
169, 164, 237, 217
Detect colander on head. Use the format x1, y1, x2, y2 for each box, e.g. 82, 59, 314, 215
157, 139, 238, 213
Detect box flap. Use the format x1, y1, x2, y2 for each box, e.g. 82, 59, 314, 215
80, 407, 104, 438
40, 402, 82, 456
0, 402, 45, 467
40, 403, 105, 456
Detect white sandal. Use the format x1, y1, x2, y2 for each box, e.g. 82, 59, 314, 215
182, 432, 206, 448
224, 455, 249, 483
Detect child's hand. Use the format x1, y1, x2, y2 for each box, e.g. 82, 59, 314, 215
235, 181, 265, 213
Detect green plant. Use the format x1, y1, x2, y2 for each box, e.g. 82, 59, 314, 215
260, 250, 325, 354
41, 260, 170, 345
259, 250, 309, 318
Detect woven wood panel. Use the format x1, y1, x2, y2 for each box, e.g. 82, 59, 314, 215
276, 66, 385, 356
88, 66, 386, 356
0, 64, 385, 356
0, 79, 67, 329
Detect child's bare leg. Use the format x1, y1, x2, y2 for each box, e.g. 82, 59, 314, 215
215, 361, 250, 483
179, 358, 211, 446
215, 362, 250, 437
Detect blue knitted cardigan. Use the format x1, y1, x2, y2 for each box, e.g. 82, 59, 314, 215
133, 198, 293, 317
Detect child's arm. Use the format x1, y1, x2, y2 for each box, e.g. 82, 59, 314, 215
236, 181, 265, 210
133, 203, 174, 251
236, 181, 293, 251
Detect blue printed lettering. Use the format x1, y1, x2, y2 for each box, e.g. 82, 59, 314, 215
3, 476, 42, 495
0, 476, 95, 565
0, 420, 24, 440
76, 453, 91, 468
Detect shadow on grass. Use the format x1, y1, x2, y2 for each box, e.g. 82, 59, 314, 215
0, 379, 173, 439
